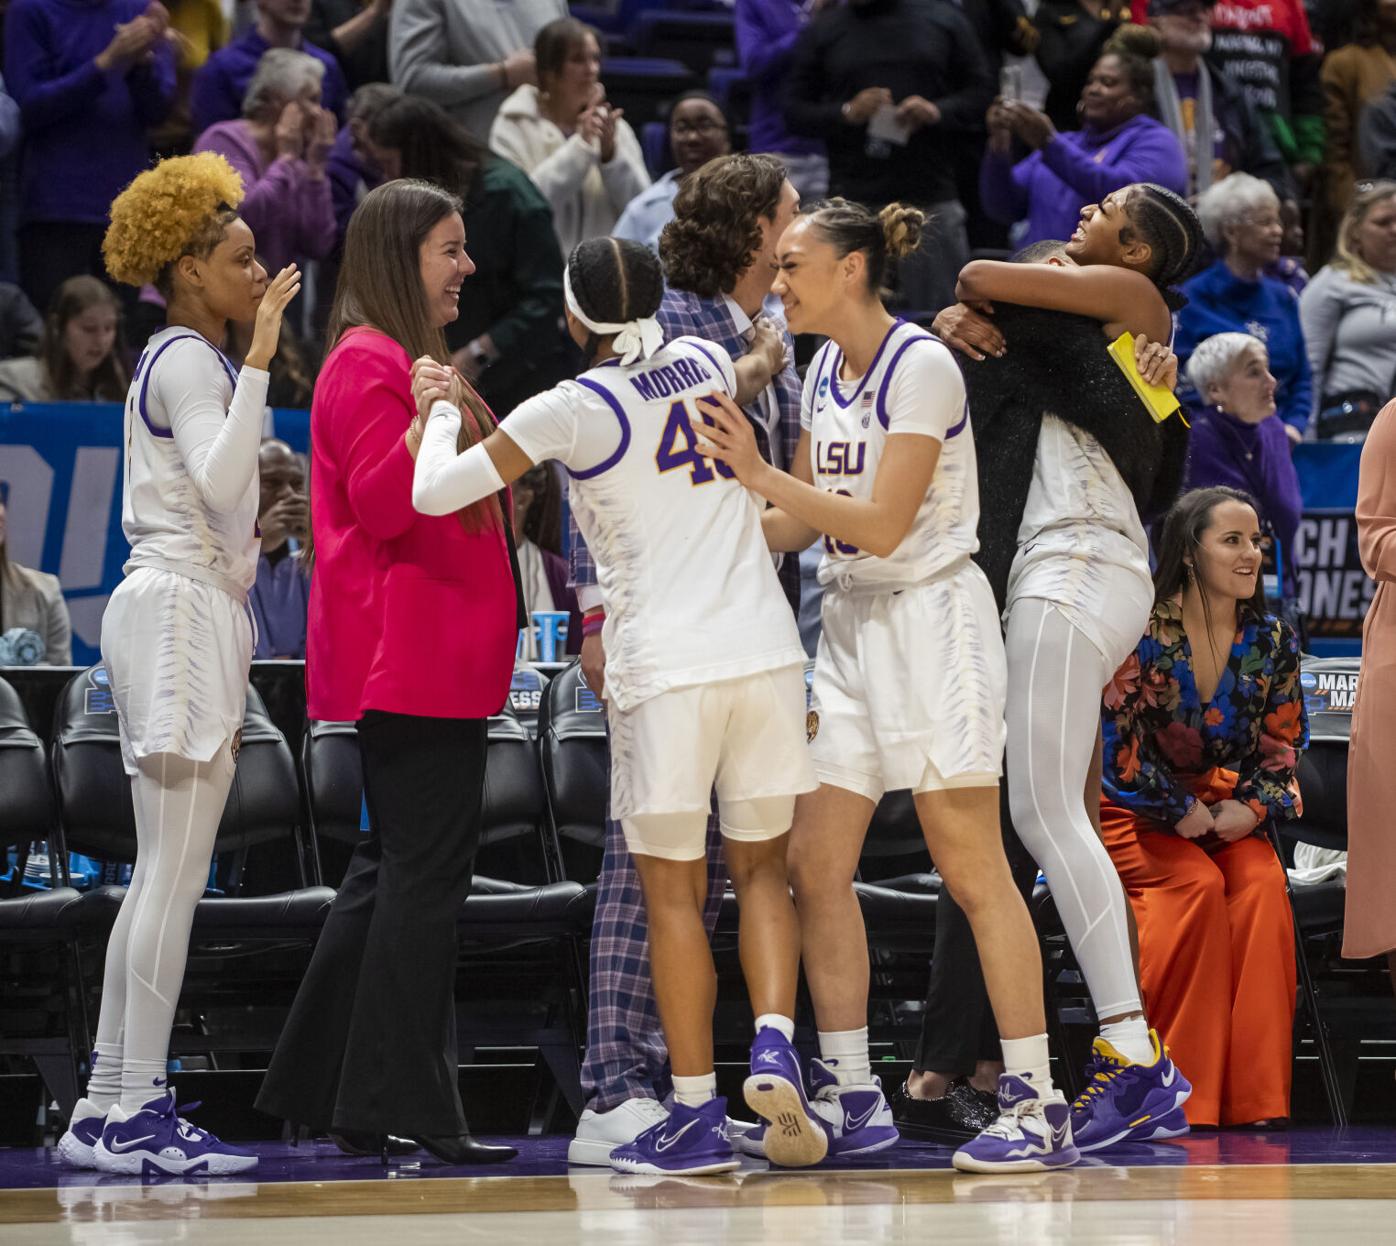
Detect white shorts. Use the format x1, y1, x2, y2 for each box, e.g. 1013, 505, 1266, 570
811, 563, 1007, 803
101, 567, 253, 775
1006, 528, 1153, 672
607, 664, 816, 860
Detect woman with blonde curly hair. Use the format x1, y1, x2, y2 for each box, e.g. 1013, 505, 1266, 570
55, 151, 299, 1178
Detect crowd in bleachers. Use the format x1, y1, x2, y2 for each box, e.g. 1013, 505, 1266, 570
2, 0, 1396, 1152
0, 2, 1389, 419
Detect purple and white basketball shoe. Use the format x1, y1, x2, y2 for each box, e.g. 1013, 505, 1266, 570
743, 1027, 828, 1167
952, 1074, 1080, 1173
608, 1097, 740, 1176
92, 1090, 258, 1176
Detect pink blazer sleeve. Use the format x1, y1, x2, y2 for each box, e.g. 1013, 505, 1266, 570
334, 343, 419, 542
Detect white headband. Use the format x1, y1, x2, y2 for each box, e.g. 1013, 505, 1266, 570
563, 265, 663, 367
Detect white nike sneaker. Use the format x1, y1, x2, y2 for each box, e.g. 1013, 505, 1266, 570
804, 1059, 899, 1160
56, 1098, 111, 1169
568, 1098, 670, 1166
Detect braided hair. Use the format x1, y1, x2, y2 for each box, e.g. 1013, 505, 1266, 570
1120, 183, 1205, 312
567, 237, 665, 363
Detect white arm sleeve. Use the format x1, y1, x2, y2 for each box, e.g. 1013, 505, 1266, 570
156, 340, 269, 514
884, 339, 965, 441
412, 401, 506, 515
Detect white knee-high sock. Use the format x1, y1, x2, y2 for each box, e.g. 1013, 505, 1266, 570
1005, 601, 1142, 1022
87, 768, 159, 1109
117, 749, 234, 1113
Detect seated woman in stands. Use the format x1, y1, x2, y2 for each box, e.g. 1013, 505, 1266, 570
0, 276, 127, 403
1099, 486, 1308, 1129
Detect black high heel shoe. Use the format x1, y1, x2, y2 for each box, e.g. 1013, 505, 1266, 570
330, 1130, 419, 1158
405, 1133, 517, 1165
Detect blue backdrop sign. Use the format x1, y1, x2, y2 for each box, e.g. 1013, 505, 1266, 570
0, 402, 310, 666
0, 407, 1376, 666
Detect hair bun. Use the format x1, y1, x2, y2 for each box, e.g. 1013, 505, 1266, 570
878, 203, 925, 260
1107, 22, 1161, 60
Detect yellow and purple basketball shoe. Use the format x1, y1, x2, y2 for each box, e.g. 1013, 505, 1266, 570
1069, 1030, 1192, 1153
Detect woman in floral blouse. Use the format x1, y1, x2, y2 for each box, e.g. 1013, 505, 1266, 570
1099, 486, 1308, 1129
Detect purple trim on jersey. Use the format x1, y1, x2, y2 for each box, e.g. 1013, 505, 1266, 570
829, 317, 905, 410
874, 330, 937, 431
945, 403, 968, 438
136, 334, 241, 439
682, 340, 733, 396
570, 376, 633, 479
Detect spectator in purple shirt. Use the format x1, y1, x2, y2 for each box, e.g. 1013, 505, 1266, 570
980, 29, 1187, 247
193, 49, 337, 279
191, 0, 349, 136
4, 0, 176, 314
734, 0, 829, 199
1185, 332, 1304, 604
251, 439, 311, 660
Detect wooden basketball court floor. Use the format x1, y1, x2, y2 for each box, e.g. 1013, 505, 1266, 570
3, 1128, 1396, 1244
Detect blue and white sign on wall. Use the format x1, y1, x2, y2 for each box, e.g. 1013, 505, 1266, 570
0, 403, 309, 666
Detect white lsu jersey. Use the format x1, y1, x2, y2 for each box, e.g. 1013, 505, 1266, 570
803, 319, 979, 590
498, 335, 805, 712
120, 327, 264, 598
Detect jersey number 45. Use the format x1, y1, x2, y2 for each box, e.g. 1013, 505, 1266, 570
655, 400, 737, 485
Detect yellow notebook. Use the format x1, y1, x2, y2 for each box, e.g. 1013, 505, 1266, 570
1107, 332, 1185, 425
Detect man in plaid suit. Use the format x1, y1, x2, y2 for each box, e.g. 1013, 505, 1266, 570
567, 153, 807, 1163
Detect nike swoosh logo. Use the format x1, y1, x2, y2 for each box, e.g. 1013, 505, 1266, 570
845, 1102, 880, 1131
1161, 1066, 1176, 1087
654, 1120, 700, 1152
109, 1134, 158, 1154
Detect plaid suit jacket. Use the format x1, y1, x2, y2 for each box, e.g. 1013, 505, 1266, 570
567, 288, 804, 612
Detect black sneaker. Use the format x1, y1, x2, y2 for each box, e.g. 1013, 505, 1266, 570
890, 1078, 999, 1144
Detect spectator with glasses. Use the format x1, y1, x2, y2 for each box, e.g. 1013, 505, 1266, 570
614, 93, 733, 254
1175, 173, 1312, 442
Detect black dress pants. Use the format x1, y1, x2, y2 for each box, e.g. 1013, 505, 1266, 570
913, 792, 1040, 1075
257, 711, 487, 1134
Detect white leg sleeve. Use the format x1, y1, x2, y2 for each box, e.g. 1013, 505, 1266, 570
117, 747, 235, 1110
1005, 599, 1142, 1020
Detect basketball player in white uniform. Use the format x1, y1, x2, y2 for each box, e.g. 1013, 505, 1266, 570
55, 153, 299, 1176
409, 237, 826, 1175
953, 184, 1205, 1151
699, 199, 1079, 1173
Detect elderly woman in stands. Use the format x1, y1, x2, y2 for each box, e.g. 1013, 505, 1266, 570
1099, 486, 1307, 1129
1175, 174, 1311, 442
1300, 180, 1396, 442
1185, 334, 1304, 614
192, 48, 337, 277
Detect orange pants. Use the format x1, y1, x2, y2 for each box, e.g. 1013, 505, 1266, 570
1099, 771, 1296, 1127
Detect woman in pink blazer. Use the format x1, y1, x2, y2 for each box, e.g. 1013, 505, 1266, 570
257, 179, 521, 1166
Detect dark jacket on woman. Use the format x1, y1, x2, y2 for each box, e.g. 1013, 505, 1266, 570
445, 156, 568, 417
963, 299, 1189, 608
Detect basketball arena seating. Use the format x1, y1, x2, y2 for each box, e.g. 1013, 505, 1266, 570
1, 654, 1387, 1124
0, 676, 88, 1116
300, 701, 592, 1125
